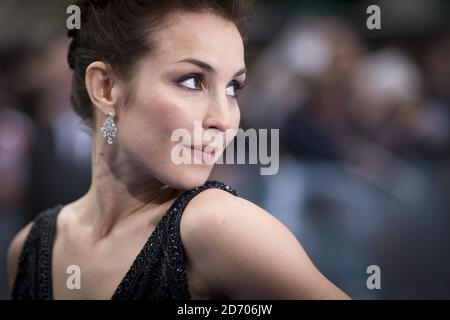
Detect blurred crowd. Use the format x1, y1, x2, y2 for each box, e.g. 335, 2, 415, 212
1, 0, 450, 299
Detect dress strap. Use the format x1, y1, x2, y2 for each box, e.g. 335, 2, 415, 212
158, 181, 239, 299
12, 205, 63, 300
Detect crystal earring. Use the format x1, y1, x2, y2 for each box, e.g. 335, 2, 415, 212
100, 112, 117, 145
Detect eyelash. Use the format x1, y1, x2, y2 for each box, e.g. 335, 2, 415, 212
175, 74, 245, 99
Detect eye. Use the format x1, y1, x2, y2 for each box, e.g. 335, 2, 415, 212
226, 80, 245, 98
176, 74, 203, 91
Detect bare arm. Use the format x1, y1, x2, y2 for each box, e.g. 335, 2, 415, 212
181, 189, 350, 300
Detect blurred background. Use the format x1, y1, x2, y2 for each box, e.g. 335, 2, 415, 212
1, 0, 450, 299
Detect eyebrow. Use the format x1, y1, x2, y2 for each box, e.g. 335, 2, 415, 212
176, 58, 246, 78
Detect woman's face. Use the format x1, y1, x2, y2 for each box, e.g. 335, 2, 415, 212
116, 11, 246, 190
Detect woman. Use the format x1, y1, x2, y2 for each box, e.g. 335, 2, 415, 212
7, 0, 349, 300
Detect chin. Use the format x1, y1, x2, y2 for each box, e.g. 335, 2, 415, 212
161, 164, 214, 191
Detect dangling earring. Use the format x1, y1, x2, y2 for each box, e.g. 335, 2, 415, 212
100, 112, 117, 145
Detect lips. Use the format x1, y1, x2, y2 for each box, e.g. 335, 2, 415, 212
189, 144, 216, 155
181, 144, 220, 163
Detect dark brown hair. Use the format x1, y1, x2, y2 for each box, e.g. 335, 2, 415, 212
67, 0, 253, 129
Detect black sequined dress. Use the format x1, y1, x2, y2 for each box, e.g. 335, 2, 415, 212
12, 181, 238, 300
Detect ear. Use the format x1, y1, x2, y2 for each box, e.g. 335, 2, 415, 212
85, 61, 121, 118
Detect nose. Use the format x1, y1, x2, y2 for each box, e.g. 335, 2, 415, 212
202, 94, 237, 132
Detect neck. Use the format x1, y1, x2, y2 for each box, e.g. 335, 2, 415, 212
79, 134, 180, 239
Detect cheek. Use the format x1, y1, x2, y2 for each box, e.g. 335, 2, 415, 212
133, 87, 196, 138
118, 85, 200, 168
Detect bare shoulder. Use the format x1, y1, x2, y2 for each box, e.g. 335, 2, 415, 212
181, 187, 350, 300
7, 222, 34, 291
